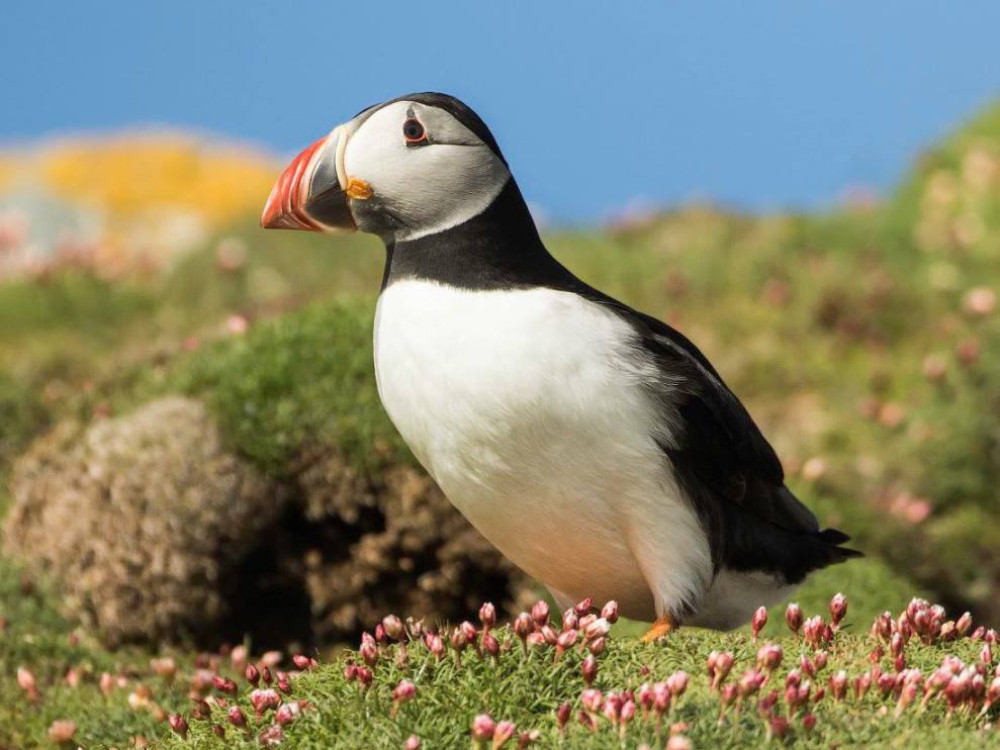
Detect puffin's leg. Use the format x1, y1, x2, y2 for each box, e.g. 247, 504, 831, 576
641, 613, 677, 643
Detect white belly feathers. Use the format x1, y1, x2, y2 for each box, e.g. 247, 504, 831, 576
373, 280, 713, 620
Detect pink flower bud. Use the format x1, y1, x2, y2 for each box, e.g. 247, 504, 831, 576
587, 637, 607, 656
620, 699, 636, 723
150, 657, 177, 680
767, 715, 789, 740
751, 606, 768, 641
877, 672, 896, 697
666, 671, 689, 698
493, 720, 516, 748
514, 613, 533, 640
578, 710, 598, 732
854, 672, 871, 700
375, 623, 388, 644
581, 688, 604, 713
168, 714, 189, 738
872, 611, 893, 641
561, 608, 579, 631
531, 601, 550, 627
526, 632, 546, 650
581, 655, 598, 686
600, 601, 620, 624
479, 602, 497, 631
574, 597, 594, 616
756, 643, 783, 671
382, 614, 405, 641
482, 632, 500, 658
47, 720, 76, 744
653, 682, 671, 712
471, 713, 496, 742
261, 651, 283, 669
540, 625, 558, 646
461, 621, 478, 643
250, 688, 281, 716
292, 654, 318, 671
425, 633, 445, 660
556, 701, 571, 731
259, 724, 284, 747
452, 627, 470, 653
710, 651, 734, 691
212, 675, 238, 695
393, 679, 416, 704
720, 683, 738, 707
829, 593, 848, 627
228, 705, 247, 727
517, 729, 540, 748
602, 692, 621, 723
260, 665, 273, 685
803, 616, 825, 648
800, 656, 816, 678
99, 671, 114, 696
356, 666, 373, 688
785, 602, 803, 635
637, 682, 654, 712
801, 712, 817, 733
956, 612, 973, 636
360, 633, 379, 667
829, 670, 848, 700
738, 668, 764, 698
667, 735, 693, 750
245, 663, 261, 686
343, 663, 358, 681
16, 667, 38, 700
557, 629, 579, 653
890, 632, 904, 657
276, 702, 301, 726
584, 618, 611, 640
405, 736, 421, 750
276, 671, 292, 695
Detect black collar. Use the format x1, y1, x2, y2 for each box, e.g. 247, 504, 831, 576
381, 179, 577, 292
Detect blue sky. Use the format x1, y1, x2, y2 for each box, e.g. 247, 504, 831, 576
3, 2, 998, 222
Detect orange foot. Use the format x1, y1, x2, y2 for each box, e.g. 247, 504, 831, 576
641, 613, 677, 643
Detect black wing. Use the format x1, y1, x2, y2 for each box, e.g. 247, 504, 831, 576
608, 303, 861, 582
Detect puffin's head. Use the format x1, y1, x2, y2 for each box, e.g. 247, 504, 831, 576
261, 93, 511, 242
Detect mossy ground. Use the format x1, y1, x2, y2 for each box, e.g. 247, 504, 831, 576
1, 103, 999, 745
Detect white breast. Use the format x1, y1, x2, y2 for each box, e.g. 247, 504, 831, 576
374, 280, 712, 619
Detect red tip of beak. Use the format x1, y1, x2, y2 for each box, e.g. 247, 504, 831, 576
261, 136, 328, 230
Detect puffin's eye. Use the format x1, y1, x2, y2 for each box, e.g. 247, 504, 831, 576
403, 118, 427, 145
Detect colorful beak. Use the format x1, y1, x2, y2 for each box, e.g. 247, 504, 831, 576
261, 127, 356, 232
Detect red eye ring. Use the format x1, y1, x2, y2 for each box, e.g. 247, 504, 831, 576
403, 118, 427, 145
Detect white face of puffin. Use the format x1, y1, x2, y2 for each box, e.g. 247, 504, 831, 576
261, 99, 511, 243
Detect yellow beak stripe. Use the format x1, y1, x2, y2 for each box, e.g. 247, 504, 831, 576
345, 177, 373, 200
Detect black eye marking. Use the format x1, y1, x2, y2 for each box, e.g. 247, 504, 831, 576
403, 118, 428, 146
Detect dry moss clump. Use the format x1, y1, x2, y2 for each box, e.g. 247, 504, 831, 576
3, 397, 283, 646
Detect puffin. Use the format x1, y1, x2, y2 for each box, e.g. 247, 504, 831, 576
261, 92, 859, 639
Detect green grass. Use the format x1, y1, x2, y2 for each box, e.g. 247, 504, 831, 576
0, 556, 947, 748
154, 592, 995, 749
